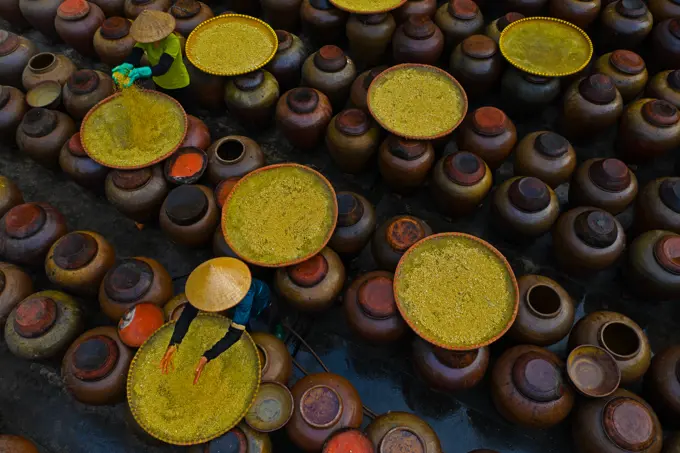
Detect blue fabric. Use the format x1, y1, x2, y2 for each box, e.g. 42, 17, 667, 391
229, 278, 270, 327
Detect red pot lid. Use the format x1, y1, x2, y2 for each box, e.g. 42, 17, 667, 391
164, 185, 209, 226
444, 152, 486, 186
642, 100, 680, 127
574, 210, 618, 249
588, 159, 631, 192
380, 427, 426, 453
336, 109, 370, 136
323, 429, 374, 453
118, 303, 165, 347
0, 30, 20, 57
215, 177, 240, 209
386, 217, 426, 252
659, 179, 680, 214
358, 275, 396, 319
57, 0, 91, 20
67, 133, 87, 157
53, 232, 99, 270
602, 397, 657, 452
579, 74, 617, 105
100, 17, 131, 40
511, 351, 564, 402
403, 15, 437, 40
461, 34, 497, 59
287, 254, 329, 287
448, 0, 479, 20
71, 335, 120, 381
337, 192, 365, 227
104, 259, 154, 303
471, 107, 508, 137
535, 132, 569, 157
653, 235, 680, 275
300, 385, 343, 428
111, 168, 153, 190
4, 203, 46, 239
314, 45, 347, 72
609, 50, 645, 75
13, 296, 57, 338
508, 177, 550, 213
388, 137, 428, 161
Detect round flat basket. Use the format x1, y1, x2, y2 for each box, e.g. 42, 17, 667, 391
127, 314, 260, 445
394, 233, 519, 350
186, 14, 278, 76
222, 164, 338, 268
329, 0, 406, 13
499, 16, 593, 77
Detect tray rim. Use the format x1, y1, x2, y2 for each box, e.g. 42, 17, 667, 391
393, 232, 520, 351
244, 380, 295, 433
329, 0, 407, 14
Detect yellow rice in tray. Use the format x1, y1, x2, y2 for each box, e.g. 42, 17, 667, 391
331, 0, 404, 13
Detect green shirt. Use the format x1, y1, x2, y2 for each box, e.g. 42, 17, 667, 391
134, 33, 190, 90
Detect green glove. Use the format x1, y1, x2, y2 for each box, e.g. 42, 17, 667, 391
126, 66, 153, 86
112, 63, 133, 77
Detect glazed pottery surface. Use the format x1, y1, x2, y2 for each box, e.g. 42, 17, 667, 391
329, 191, 376, 257
569, 158, 638, 215
0, 31, 37, 89
0, 262, 33, 325
104, 165, 169, 223
252, 332, 293, 385
413, 337, 489, 392
365, 411, 443, 452
514, 131, 576, 188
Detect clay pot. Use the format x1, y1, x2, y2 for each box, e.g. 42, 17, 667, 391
59, 133, 109, 190
326, 109, 380, 173
627, 230, 680, 299
569, 310, 651, 385
22, 53, 76, 92
365, 411, 442, 452
99, 256, 173, 321
652, 19, 680, 70
159, 184, 218, 247
508, 275, 575, 346
105, 165, 169, 223
0, 0, 29, 28
163, 293, 188, 321
649, 0, 680, 21
63, 70, 115, 120
300, 0, 348, 46
90, 0, 124, 17
485, 12, 524, 43
62, 326, 133, 405
435, 0, 484, 52
506, 0, 548, 14
449, 34, 503, 97
55, 0, 105, 57
287, 372, 363, 452
346, 13, 396, 66
276, 87, 333, 150
395, 0, 437, 23
184, 59, 225, 111
0, 435, 39, 453
549, 0, 601, 29
170, 0, 213, 37
553, 207, 625, 274
275, 247, 345, 312
0, 177, 23, 220
0, 31, 37, 89
189, 424, 272, 453
0, 203, 67, 266
430, 151, 492, 217
323, 430, 373, 453
302, 45, 356, 111
644, 345, 680, 424
371, 215, 432, 271
252, 332, 293, 384
19, 0, 62, 39
266, 31, 308, 92
378, 135, 436, 193
617, 99, 680, 163
180, 115, 210, 150
413, 337, 489, 392
569, 158, 638, 214
0, 86, 28, 142
206, 136, 265, 185
491, 345, 574, 428
4, 290, 83, 360
594, 51, 648, 103
457, 106, 517, 170
514, 132, 576, 189
329, 191, 376, 257
94, 17, 136, 66
573, 389, 662, 453
224, 70, 280, 129
0, 263, 33, 325
392, 14, 444, 64
600, 0, 653, 51
501, 68, 561, 115
118, 302, 164, 347
647, 70, 680, 109
349, 66, 386, 112
45, 231, 115, 297
16, 109, 75, 168
634, 178, 680, 234
261, 0, 301, 31
123, 0, 170, 18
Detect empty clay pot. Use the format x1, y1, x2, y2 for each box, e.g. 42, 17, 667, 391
206, 135, 265, 185
365, 411, 443, 452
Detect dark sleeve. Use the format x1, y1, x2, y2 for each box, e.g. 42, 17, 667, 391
203, 325, 244, 361
169, 303, 199, 347
125, 47, 144, 66
150, 53, 175, 77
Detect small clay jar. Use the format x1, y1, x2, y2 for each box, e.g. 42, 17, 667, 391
371, 215, 432, 271
123, 0, 170, 18
435, 0, 484, 52
261, 0, 301, 31
99, 257, 173, 321
18, 0, 62, 39
553, 207, 625, 274
430, 152, 492, 217
491, 345, 575, 429
0, 436, 39, 452
573, 389, 663, 453
206, 136, 265, 185
0, 86, 28, 141
90, 0, 124, 17
457, 106, 517, 170
0, 31, 37, 89
62, 70, 115, 120
326, 109, 380, 173
180, 115, 211, 150
346, 13, 396, 66
104, 165, 169, 223
594, 51, 648, 103
94, 17, 136, 67
62, 326, 133, 405
365, 412, 443, 452
549, 0, 601, 29
0, 177, 23, 219
224, 70, 280, 129
159, 184, 218, 247
450, 35, 503, 97
276, 87, 333, 150
266, 31, 308, 92
569, 158, 638, 214
485, 12, 524, 43
501, 68, 561, 115
654, 19, 680, 72
505, 0, 548, 14
251, 332, 293, 385
649, 0, 680, 21
559, 74, 623, 141
59, 133, 108, 190
379, 136, 435, 193
189, 424, 272, 453
0, 203, 67, 266
394, 0, 437, 23
392, 14, 444, 65
302, 46, 356, 111
508, 275, 575, 346
647, 70, 680, 108
170, 0, 213, 37
329, 192, 376, 257
514, 132, 577, 189
349, 66, 386, 111
163, 293, 188, 321
492, 177, 560, 238
617, 99, 680, 163
275, 247, 345, 312
55, 0, 105, 58
600, 0, 654, 51
22, 52, 76, 91
644, 345, 680, 424
300, 0, 348, 46
412, 338, 489, 392
287, 372, 363, 452
344, 271, 407, 343
16, 108, 75, 169
0, 263, 33, 325
568, 310, 651, 384
634, 178, 680, 234
627, 230, 680, 299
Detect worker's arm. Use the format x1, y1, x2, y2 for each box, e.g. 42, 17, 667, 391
124, 46, 144, 67
169, 303, 199, 347
201, 289, 254, 361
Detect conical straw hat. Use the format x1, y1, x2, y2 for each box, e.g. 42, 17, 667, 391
185, 258, 252, 312
130, 10, 176, 44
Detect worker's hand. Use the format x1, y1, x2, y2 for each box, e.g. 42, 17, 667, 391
193, 356, 208, 385
160, 345, 177, 374
112, 63, 133, 77
127, 66, 153, 86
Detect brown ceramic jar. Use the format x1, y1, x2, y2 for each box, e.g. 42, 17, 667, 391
450, 34, 503, 97
569, 310, 651, 385
508, 275, 575, 346
600, 0, 654, 51
492, 177, 560, 238
62, 326, 133, 405
0, 203, 67, 266
93, 17, 136, 67
0, 263, 33, 325
22, 52, 76, 91
501, 68, 561, 115
0, 86, 28, 142
635, 178, 680, 234
647, 70, 680, 108
63, 70, 115, 120
505, 0, 548, 14
163, 292, 188, 321
16, 108, 75, 169
261, 0, 301, 32
371, 215, 432, 271
224, 70, 280, 129
300, 0, 348, 46
55, 0, 105, 57
644, 345, 680, 424
365, 412, 443, 452
430, 151, 492, 217
252, 332, 293, 385
491, 345, 575, 429
649, 0, 680, 21
413, 338, 489, 392
0, 31, 37, 89
485, 12, 524, 44
653, 19, 680, 71
266, 31, 308, 92
326, 109, 380, 173
0, 436, 38, 452
393, 15, 444, 64
180, 115, 210, 150
159, 184, 218, 247
302, 46, 356, 111
458, 106, 517, 170
435, 0, 484, 52
573, 389, 662, 453
19, 0, 62, 39
287, 372, 363, 452
514, 132, 576, 189
170, 0, 213, 37
183, 60, 221, 111
275, 247, 345, 312
329, 192, 376, 257
206, 136, 265, 185
99, 256, 173, 321
90, 0, 124, 17
379, 136, 435, 193
594, 51, 648, 103
394, 0, 437, 23
569, 158, 638, 214
617, 99, 680, 163
0, 177, 23, 219
346, 13, 396, 66
0, 0, 29, 28
276, 87, 333, 150
104, 165, 169, 223
123, 0, 169, 18
349, 66, 386, 112
59, 133, 108, 190
549, 0, 601, 29
627, 230, 680, 299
